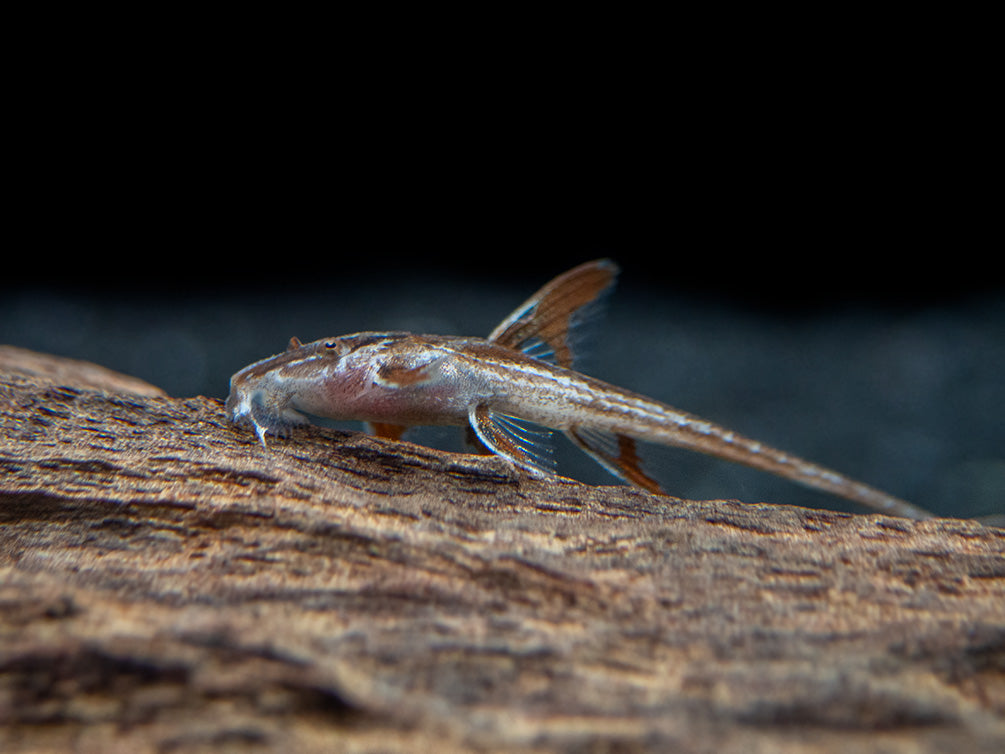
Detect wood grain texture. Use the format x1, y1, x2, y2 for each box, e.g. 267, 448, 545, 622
1, 349, 1004, 753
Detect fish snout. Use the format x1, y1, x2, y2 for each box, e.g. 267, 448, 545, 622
224, 374, 256, 426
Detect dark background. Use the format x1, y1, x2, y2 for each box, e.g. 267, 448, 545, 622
3, 48, 1001, 520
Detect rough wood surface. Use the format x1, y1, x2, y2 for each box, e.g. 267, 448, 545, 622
1, 348, 1003, 753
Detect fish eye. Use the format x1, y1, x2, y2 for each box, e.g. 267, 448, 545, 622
323, 341, 347, 357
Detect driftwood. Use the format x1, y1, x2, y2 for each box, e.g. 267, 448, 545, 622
1, 345, 1003, 753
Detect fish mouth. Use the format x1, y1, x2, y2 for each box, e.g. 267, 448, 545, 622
224, 388, 249, 424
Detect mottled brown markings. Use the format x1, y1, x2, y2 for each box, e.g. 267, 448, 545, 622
703, 514, 785, 536
376, 359, 438, 387
345, 332, 399, 350
967, 557, 1005, 579
12, 351, 1005, 750
146, 458, 281, 487
876, 519, 913, 533
231, 343, 332, 382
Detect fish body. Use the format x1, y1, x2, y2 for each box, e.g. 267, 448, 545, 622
226, 260, 933, 520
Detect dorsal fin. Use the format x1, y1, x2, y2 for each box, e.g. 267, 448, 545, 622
488, 259, 618, 369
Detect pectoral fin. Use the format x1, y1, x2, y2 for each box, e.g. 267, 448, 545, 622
567, 425, 664, 494
468, 404, 555, 476
489, 259, 618, 369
